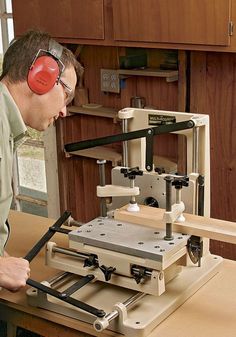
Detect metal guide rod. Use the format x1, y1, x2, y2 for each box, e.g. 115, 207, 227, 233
59, 275, 95, 299
122, 118, 128, 167
52, 245, 91, 260
198, 175, 205, 216
164, 176, 174, 241
192, 126, 199, 173
27, 278, 105, 317
51, 246, 152, 278
47, 272, 70, 287
192, 126, 200, 214
97, 159, 107, 217
94, 292, 145, 331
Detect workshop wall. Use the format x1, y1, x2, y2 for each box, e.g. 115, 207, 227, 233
190, 51, 236, 259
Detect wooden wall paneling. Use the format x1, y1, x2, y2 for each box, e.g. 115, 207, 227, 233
69, 157, 86, 220
190, 51, 236, 260
56, 116, 86, 220
79, 46, 122, 108
177, 50, 188, 174
119, 76, 137, 108
190, 52, 207, 113
81, 158, 100, 222
56, 119, 69, 214
134, 75, 179, 164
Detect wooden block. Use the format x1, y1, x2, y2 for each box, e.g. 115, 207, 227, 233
114, 205, 236, 244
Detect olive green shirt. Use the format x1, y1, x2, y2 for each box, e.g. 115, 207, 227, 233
0, 82, 27, 256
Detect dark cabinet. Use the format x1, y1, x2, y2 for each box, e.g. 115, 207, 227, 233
112, 0, 232, 46
12, 0, 105, 40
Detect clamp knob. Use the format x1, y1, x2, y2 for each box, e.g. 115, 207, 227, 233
99, 265, 116, 281
172, 176, 189, 189
120, 167, 143, 180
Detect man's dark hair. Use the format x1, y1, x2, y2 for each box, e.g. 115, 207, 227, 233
0, 30, 79, 82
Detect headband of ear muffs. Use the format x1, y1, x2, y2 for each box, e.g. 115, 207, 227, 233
27, 40, 64, 95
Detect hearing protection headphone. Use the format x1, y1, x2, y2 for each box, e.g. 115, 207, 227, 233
27, 39, 65, 95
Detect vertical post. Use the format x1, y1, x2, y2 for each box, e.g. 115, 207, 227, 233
164, 176, 174, 241
192, 126, 200, 214
122, 118, 128, 167
177, 50, 188, 175
97, 160, 107, 217
192, 126, 199, 173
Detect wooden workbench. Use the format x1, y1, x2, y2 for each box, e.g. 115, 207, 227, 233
0, 210, 236, 337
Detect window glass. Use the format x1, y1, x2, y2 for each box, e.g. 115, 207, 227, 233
7, 17, 14, 43
5, 0, 12, 13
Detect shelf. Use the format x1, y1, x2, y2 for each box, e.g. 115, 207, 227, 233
67, 105, 119, 120
118, 68, 178, 82
67, 146, 122, 167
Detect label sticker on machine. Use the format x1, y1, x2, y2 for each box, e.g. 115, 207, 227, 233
148, 114, 176, 126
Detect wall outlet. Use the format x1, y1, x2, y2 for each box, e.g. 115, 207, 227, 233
100, 69, 120, 93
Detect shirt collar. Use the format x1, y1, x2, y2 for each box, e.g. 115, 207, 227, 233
0, 82, 28, 144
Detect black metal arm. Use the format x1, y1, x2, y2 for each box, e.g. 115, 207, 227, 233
64, 120, 195, 171
24, 211, 106, 318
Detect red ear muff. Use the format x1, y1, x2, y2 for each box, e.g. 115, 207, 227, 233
27, 55, 60, 95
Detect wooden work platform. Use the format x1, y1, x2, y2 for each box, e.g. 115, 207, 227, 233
0, 210, 236, 337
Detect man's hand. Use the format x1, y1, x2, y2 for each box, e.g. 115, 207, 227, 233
0, 256, 30, 292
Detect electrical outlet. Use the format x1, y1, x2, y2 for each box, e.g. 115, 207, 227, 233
100, 69, 120, 93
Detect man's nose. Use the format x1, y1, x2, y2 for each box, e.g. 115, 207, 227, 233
59, 106, 67, 118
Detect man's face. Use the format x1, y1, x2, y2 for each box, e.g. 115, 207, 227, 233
28, 66, 77, 131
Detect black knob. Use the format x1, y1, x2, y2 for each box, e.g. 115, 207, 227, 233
99, 265, 116, 281
155, 167, 165, 174
84, 254, 98, 268
120, 167, 143, 180
172, 176, 189, 189
144, 197, 159, 208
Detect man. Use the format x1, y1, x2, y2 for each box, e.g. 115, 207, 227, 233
0, 30, 78, 291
